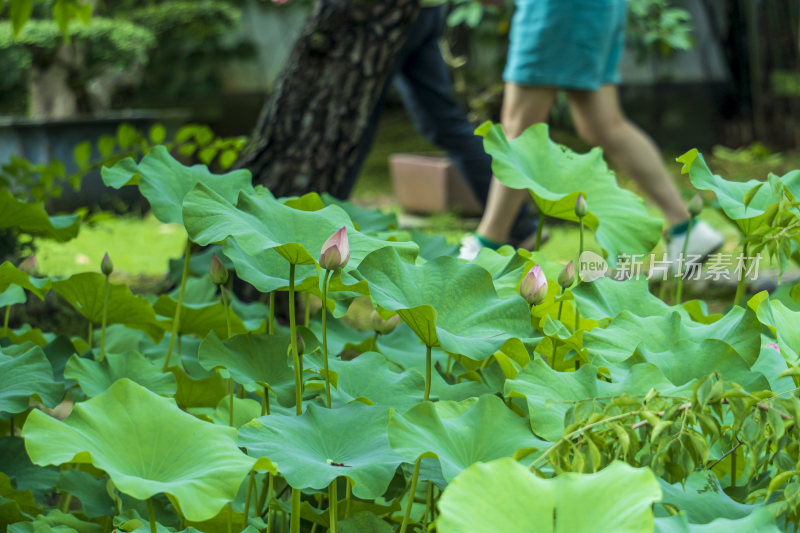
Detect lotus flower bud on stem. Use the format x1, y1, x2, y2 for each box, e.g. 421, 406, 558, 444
320, 226, 350, 270
520, 265, 547, 306
101, 253, 113, 276
371, 310, 400, 335
688, 194, 703, 217
558, 260, 575, 289
210, 254, 229, 286
574, 193, 588, 218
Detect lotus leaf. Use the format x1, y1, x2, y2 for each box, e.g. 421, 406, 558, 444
153, 295, 248, 338
22, 378, 262, 522
0, 189, 81, 242
102, 146, 253, 225
239, 402, 404, 499
354, 247, 531, 359
387, 395, 548, 482
52, 274, 163, 341
0, 262, 51, 299
0, 344, 63, 415
437, 458, 661, 532
477, 122, 663, 266
327, 351, 425, 411
64, 351, 177, 397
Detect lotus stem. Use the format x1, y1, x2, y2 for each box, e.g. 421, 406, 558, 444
329, 479, 338, 533
399, 457, 422, 533
3, 306, 10, 337
574, 217, 584, 331
424, 345, 432, 402
98, 273, 110, 361
147, 498, 157, 533
163, 239, 192, 371
557, 300, 564, 322
734, 243, 749, 307
534, 211, 545, 251
289, 264, 302, 415
304, 293, 310, 327
290, 487, 302, 533
423, 482, 433, 529
731, 448, 737, 488
322, 269, 332, 408
243, 470, 256, 528
372, 332, 379, 352
345, 479, 351, 519
675, 217, 694, 304
268, 292, 275, 335
262, 387, 270, 416
221, 286, 231, 339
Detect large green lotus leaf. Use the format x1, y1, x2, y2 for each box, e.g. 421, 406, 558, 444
437, 458, 661, 533
387, 395, 547, 482
409, 229, 459, 261
753, 339, 796, 393
170, 367, 228, 409
0, 189, 81, 242
478, 122, 663, 266
471, 247, 538, 299
239, 402, 404, 499
197, 332, 296, 406
353, 248, 531, 359
584, 307, 761, 368
321, 193, 398, 233
655, 471, 761, 524
654, 509, 781, 533
58, 469, 115, 518
153, 295, 248, 338
182, 183, 418, 266
572, 276, 674, 321
102, 145, 253, 225
337, 511, 394, 533
505, 358, 680, 440
0, 285, 26, 307
52, 273, 163, 341
8, 509, 103, 533
0, 344, 63, 415
749, 291, 800, 364
0, 262, 51, 299
22, 378, 259, 522
64, 351, 177, 397
43, 335, 78, 382
0, 472, 41, 524
677, 149, 800, 235
0, 437, 59, 500
328, 351, 425, 411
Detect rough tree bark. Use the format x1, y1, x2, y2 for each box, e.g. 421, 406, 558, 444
234, 0, 421, 198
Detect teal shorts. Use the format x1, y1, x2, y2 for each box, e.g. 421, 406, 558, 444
503, 0, 628, 90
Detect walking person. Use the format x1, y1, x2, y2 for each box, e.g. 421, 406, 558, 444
459, 0, 723, 262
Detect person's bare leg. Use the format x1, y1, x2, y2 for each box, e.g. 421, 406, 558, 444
566, 85, 689, 226
476, 83, 557, 242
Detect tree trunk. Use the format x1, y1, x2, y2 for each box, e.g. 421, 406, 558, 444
234, 0, 420, 198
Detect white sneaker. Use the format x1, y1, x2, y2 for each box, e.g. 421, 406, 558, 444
459, 234, 483, 261
666, 219, 724, 273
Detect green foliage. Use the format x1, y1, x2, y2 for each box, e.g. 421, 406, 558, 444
627, 0, 694, 63
3, 125, 800, 532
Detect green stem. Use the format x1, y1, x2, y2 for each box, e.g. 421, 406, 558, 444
423, 345, 432, 402
221, 286, 231, 339
3, 305, 10, 337
423, 482, 433, 529
266, 474, 275, 533
579, 217, 585, 259
575, 217, 584, 331
731, 447, 737, 488
262, 387, 270, 416
534, 211, 545, 251
304, 293, 310, 327
328, 479, 338, 533
399, 458, 422, 533
163, 239, 192, 371
147, 498, 157, 533
243, 470, 255, 527
99, 274, 110, 362
322, 269, 332, 408
290, 487, 301, 533
372, 332, 379, 352
268, 292, 275, 335
345, 479, 351, 519
227, 502, 233, 533
675, 217, 694, 304
289, 264, 302, 415
557, 299, 564, 322
734, 242, 749, 307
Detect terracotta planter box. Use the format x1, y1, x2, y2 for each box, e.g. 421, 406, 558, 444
389, 153, 483, 216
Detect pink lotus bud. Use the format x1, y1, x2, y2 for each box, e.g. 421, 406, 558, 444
765, 343, 780, 353
320, 226, 350, 270
101, 253, 113, 276
574, 194, 588, 218
210, 254, 229, 285
18, 254, 36, 274
558, 260, 575, 289
520, 265, 548, 306
371, 310, 400, 335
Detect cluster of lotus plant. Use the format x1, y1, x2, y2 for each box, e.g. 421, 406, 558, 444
3, 124, 800, 533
